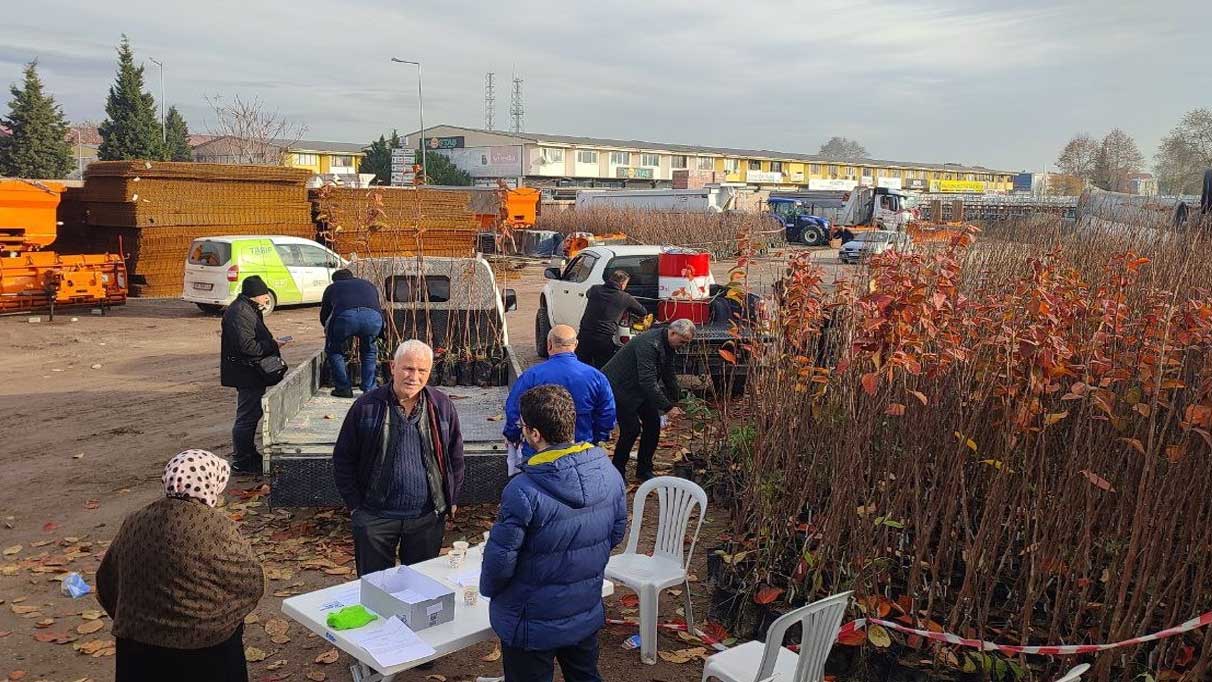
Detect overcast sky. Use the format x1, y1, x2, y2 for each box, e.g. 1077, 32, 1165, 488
3, 0, 1208, 171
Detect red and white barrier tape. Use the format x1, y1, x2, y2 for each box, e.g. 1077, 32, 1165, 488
610, 609, 1212, 657
840, 611, 1212, 656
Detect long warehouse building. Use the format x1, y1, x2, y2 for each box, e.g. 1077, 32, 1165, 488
409, 124, 1017, 193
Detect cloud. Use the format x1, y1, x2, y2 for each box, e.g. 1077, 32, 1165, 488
2, 0, 1209, 169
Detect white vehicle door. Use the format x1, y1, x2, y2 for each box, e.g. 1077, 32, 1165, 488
296, 244, 340, 301
550, 252, 600, 326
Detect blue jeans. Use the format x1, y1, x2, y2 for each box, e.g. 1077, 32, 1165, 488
326, 308, 384, 392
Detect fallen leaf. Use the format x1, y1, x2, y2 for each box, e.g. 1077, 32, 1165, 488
676, 631, 701, 643
425, 676, 446, 682
861, 372, 879, 396
1079, 470, 1116, 493
42, 522, 59, 533
11, 605, 39, 615
321, 566, 353, 576
754, 586, 784, 605
245, 646, 268, 662
77, 620, 105, 634
35, 618, 55, 628
907, 390, 928, 405
2, 546, 21, 557
0, 631, 10, 638
1044, 411, 1069, 426
80, 610, 103, 621
481, 645, 502, 662
657, 647, 706, 664
619, 593, 639, 608
74, 639, 112, 655
83, 500, 99, 510
8, 671, 27, 680
314, 649, 339, 664
868, 624, 893, 648
884, 403, 905, 416
271, 635, 291, 645
837, 627, 867, 646
486, 414, 504, 422
306, 673, 326, 682
33, 631, 76, 644
266, 660, 288, 671
264, 618, 290, 638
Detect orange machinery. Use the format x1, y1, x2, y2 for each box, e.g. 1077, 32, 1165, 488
0, 179, 126, 314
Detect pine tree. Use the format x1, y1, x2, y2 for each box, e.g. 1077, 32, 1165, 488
98, 35, 162, 161
0, 61, 74, 178
163, 106, 192, 161
423, 150, 472, 186
360, 130, 401, 184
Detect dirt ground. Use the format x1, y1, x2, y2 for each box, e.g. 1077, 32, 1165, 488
0, 249, 836, 682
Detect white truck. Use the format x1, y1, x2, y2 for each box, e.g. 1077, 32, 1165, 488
261, 256, 522, 507
536, 245, 758, 393
574, 186, 739, 213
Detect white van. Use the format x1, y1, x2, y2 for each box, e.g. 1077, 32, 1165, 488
182, 235, 347, 314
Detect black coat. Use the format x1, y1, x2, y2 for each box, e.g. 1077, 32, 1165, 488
602, 327, 679, 413
220, 295, 280, 388
577, 282, 647, 342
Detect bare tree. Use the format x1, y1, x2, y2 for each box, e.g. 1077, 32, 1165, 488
201, 93, 307, 164
1154, 108, 1212, 195
818, 136, 869, 160
1093, 128, 1144, 192
1054, 134, 1098, 187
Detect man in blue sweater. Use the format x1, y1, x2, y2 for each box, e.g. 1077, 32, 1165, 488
482, 384, 628, 682
503, 325, 616, 475
320, 269, 384, 398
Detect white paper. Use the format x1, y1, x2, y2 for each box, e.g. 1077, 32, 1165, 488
348, 615, 435, 669
451, 569, 480, 588
506, 442, 523, 477
320, 584, 362, 611
390, 588, 426, 604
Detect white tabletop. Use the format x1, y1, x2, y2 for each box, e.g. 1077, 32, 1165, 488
282, 547, 615, 676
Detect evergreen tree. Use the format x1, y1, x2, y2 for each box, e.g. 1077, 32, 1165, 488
98, 35, 162, 161
163, 106, 192, 161
0, 61, 74, 178
422, 150, 472, 186
360, 130, 401, 184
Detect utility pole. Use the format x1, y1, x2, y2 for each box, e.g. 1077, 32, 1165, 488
484, 72, 496, 131
510, 75, 524, 133
149, 58, 166, 156
390, 57, 426, 184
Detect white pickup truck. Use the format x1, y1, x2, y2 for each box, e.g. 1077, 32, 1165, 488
536, 245, 756, 392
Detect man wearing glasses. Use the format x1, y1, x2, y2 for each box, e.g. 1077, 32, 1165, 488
602, 319, 696, 482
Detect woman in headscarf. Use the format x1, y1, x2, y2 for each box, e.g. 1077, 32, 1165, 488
97, 450, 264, 681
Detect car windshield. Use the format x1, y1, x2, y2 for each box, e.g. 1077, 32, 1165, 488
855, 232, 895, 242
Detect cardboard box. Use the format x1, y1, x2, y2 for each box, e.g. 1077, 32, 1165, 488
360, 565, 455, 631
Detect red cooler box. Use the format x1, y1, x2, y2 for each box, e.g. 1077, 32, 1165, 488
658, 250, 712, 299
657, 299, 712, 324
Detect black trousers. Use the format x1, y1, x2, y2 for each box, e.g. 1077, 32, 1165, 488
613, 401, 662, 481
232, 386, 265, 464
502, 632, 601, 682
116, 624, 247, 682
352, 509, 445, 576
576, 336, 617, 370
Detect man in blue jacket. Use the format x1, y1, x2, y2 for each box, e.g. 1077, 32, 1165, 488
503, 325, 616, 474
481, 384, 628, 682
320, 269, 384, 398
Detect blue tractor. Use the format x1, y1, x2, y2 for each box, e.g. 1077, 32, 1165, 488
766, 196, 837, 246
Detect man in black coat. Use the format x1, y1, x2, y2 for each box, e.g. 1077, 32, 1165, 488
602, 319, 696, 482
220, 276, 287, 474
576, 269, 648, 369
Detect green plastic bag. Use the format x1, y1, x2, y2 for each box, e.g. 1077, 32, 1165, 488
326, 605, 378, 630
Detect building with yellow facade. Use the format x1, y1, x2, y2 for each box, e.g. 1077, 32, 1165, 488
409, 124, 1016, 193
192, 137, 364, 177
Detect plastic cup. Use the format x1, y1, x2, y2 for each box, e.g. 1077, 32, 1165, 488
448, 548, 466, 569
452, 540, 470, 553
463, 585, 479, 607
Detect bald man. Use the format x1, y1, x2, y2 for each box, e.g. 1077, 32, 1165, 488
504, 325, 617, 473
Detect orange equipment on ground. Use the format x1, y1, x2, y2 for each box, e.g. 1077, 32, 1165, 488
0, 179, 126, 314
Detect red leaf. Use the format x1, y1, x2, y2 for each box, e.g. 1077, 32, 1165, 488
1118, 437, 1145, 455
1079, 470, 1116, 493
718, 348, 737, 365
836, 627, 868, 646
907, 390, 928, 406
754, 586, 784, 605
41, 522, 58, 533
700, 622, 730, 644
619, 593, 639, 609
861, 372, 879, 397
885, 403, 906, 416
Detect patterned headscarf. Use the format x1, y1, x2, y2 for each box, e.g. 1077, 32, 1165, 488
163, 450, 231, 507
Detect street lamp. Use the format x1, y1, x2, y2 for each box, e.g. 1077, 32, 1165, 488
148, 57, 166, 157
390, 57, 426, 183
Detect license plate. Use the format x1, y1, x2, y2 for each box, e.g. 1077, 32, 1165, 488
192, 282, 213, 291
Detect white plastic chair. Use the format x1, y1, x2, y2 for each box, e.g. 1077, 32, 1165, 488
1053, 664, 1090, 682
701, 591, 851, 682
606, 476, 708, 665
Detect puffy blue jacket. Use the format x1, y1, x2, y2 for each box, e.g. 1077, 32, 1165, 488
480, 443, 628, 650
502, 353, 616, 456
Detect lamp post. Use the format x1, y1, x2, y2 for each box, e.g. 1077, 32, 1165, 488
149, 57, 166, 157
390, 57, 426, 183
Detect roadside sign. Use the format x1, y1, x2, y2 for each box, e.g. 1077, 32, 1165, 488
391, 148, 415, 172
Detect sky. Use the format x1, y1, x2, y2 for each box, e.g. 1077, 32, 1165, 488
2, 0, 1209, 172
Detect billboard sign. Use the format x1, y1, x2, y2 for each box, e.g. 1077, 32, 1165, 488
1013, 172, 1034, 193
876, 177, 903, 190
390, 148, 415, 172
931, 179, 986, 193
424, 136, 465, 150
746, 170, 784, 184
903, 178, 928, 191
808, 178, 857, 191
441, 145, 524, 177
615, 166, 655, 180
